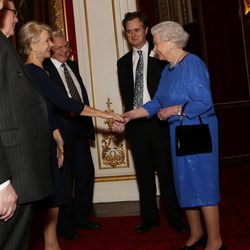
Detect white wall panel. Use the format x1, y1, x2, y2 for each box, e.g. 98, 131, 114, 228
72, 0, 160, 203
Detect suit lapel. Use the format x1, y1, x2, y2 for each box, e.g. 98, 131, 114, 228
125, 51, 134, 94
146, 46, 155, 98
45, 59, 70, 97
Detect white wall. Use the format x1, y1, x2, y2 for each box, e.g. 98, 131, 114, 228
72, 0, 160, 202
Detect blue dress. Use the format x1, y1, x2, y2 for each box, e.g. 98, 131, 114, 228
144, 54, 220, 208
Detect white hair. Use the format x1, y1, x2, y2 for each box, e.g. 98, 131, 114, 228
151, 21, 189, 48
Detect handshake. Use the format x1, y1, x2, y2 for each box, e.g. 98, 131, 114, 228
105, 106, 150, 132
105, 111, 132, 133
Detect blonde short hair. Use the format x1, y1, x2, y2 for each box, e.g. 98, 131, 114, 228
151, 21, 189, 48
19, 21, 52, 57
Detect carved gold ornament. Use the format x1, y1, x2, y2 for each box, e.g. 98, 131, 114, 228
49, 0, 68, 38
101, 98, 126, 168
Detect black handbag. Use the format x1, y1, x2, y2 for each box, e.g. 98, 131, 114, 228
175, 105, 212, 156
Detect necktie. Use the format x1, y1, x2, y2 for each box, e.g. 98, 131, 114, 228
61, 63, 82, 102
133, 50, 144, 108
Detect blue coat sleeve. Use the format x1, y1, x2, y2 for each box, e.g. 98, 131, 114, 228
182, 56, 214, 119
143, 97, 162, 118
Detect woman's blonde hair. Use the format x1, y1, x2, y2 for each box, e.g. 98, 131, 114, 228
151, 21, 189, 48
19, 20, 52, 57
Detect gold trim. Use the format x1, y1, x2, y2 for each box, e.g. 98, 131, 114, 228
83, 0, 101, 168
78, 1, 131, 171
95, 174, 136, 182
49, 0, 66, 36
83, 0, 95, 109
100, 98, 128, 169
62, 0, 69, 40
111, 0, 120, 59
95, 171, 158, 182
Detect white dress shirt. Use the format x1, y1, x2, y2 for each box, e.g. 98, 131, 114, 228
0, 180, 10, 190
50, 58, 83, 102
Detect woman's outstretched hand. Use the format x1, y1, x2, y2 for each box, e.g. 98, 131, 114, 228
102, 112, 126, 123
112, 108, 149, 132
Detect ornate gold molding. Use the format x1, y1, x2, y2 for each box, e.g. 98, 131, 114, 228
155, 0, 193, 25
100, 98, 128, 169
49, 0, 68, 39
95, 174, 136, 182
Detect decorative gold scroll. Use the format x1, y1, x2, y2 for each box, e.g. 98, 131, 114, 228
100, 98, 128, 169
48, 0, 68, 39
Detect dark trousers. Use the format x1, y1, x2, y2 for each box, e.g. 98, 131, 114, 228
57, 128, 94, 231
0, 204, 33, 250
126, 117, 182, 225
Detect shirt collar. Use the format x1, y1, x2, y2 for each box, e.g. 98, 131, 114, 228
132, 41, 149, 57
50, 57, 66, 70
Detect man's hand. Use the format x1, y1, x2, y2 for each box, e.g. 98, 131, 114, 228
0, 183, 18, 221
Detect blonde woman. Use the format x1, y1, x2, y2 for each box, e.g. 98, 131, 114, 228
18, 21, 123, 249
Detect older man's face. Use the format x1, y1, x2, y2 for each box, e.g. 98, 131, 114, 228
0, 1, 18, 37
51, 36, 70, 63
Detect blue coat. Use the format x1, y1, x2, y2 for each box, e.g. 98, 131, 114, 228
144, 53, 220, 207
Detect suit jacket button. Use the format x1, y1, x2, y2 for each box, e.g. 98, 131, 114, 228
33, 132, 38, 137
17, 72, 22, 77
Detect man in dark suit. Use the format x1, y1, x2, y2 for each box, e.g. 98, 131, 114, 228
0, 1, 52, 249
117, 12, 187, 233
43, 32, 101, 240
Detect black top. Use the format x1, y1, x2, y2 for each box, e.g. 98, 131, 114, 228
26, 63, 84, 114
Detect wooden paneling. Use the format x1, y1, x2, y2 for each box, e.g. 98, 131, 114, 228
200, 0, 249, 103
216, 102, 250, 160
201, 0, 250, 161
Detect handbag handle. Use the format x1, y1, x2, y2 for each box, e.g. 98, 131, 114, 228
180, 102, 203, 125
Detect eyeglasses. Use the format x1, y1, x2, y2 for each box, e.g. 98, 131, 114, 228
3, 7, 18, 16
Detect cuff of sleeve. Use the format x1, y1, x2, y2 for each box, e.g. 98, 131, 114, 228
0, 180, 10, 190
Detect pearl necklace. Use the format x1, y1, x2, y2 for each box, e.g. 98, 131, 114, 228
169, 50, 187, 69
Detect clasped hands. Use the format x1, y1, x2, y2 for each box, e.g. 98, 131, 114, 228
108, 112, 129, 133
111, 106, 174, 132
